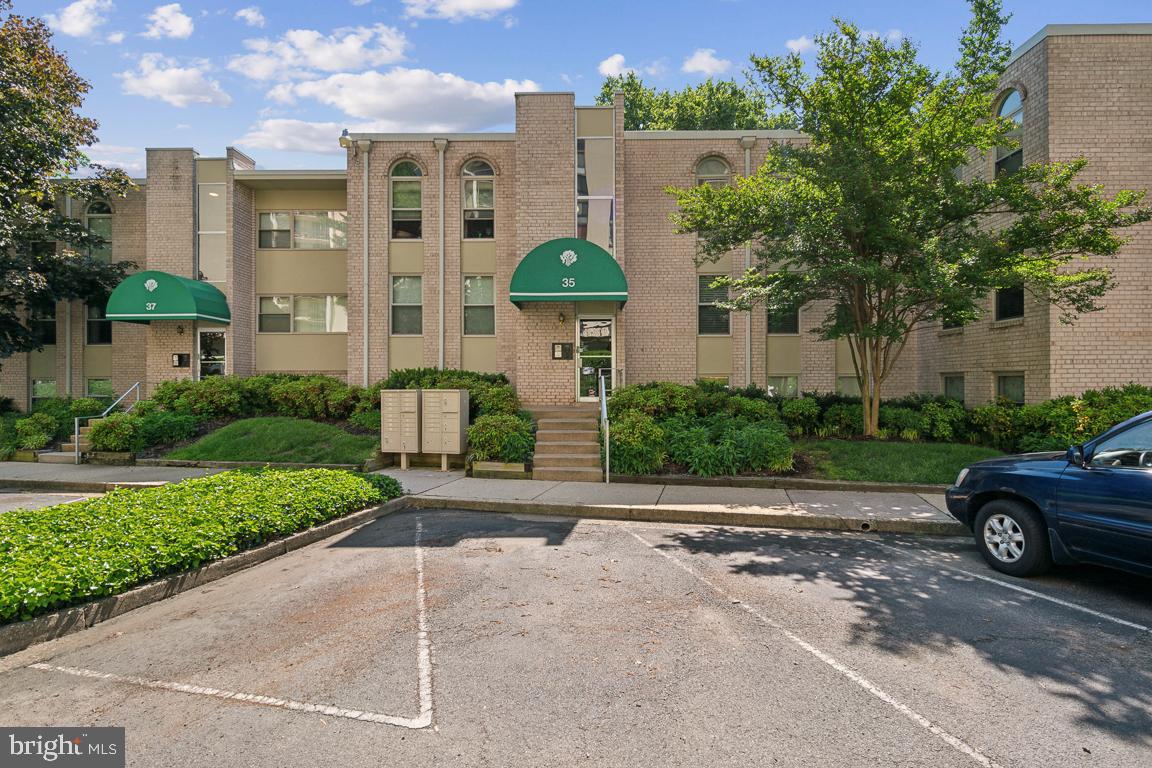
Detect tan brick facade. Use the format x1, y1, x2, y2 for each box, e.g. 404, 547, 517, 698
4, 25, 1149, 410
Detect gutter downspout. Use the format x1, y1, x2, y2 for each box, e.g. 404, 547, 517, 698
64, 196, 73, 397
358, 140, 372, 387
740, 136, 757, 388
434, 138, 448, 370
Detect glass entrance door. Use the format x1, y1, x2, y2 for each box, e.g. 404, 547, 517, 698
577, 317, 613, 401
199, 330, 226, 378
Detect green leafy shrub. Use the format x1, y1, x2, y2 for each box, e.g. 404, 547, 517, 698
135, 411, 200, 449
356, 472, 404, 499
780, 397, 821, 436
0, 469, 398, 622
608, 411, 665, 475
380, 367, 509, 390
823, 404, 864, 436
161, 376, 244, 419
88, 412, 140, 452
348, 409, 381, 432
1017, 433, 1069, 453
727, 396, 778, 422
608, 383, 695, 421
270, 376, 358, 420
969, 399, 1021, 452
879, 407, 926, 439
662, 416, 709, 466
686, 440, 741, 477
468, 414, 535, 464
151, 379, 200, 411
15, 413, 57, 450
475, 384, 521, 416
733, 423, 794, 472
921, 400, 968, 441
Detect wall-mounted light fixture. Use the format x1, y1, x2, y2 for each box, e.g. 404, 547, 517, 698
558, 312, 566, 326
176, 324, 185, 335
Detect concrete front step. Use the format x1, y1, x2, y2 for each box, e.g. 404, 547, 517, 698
533, 454, 602, 469
533, 441, 600, 456
532, 466, 604, 482
537, 418, 599, 431
61, 442, 90, 452
37, 451, 79, 464
536, 429, 599, 443
528, 409, 598, 421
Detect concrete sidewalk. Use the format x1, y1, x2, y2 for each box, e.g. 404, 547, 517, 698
0, 463, 963, 535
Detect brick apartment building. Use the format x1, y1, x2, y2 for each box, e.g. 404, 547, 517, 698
2, 23, 1149, 411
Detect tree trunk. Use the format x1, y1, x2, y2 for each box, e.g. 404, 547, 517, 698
851, 335, 884, 438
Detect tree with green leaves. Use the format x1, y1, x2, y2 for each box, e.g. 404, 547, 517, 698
670, 0, 1150, 436
0, 0, 134, 359
596, 72, 796, 131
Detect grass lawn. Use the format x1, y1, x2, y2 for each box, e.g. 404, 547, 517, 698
797, 439, 1003, 485
167, 417, 378, 465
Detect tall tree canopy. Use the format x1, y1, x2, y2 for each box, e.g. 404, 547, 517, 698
0, 0, 134, 358
671, 0, 1150, 435
596, 72, 796, 131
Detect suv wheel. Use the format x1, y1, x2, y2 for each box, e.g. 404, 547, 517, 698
973, 500, 1053, 577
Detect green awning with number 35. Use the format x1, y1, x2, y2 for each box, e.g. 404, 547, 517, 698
509, 238, 628, 307
105, 270, 232, 324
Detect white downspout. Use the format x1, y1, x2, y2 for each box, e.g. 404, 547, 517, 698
64, 196, 73, 397
434, 138, 448, 370
740, 136, 757, 388
358, 140, 372, 387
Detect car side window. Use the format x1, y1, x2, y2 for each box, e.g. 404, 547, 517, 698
1089, 421, 1152, 469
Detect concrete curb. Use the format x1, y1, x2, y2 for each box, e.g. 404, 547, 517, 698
136, 458, 363, 471
0, 497, 411, 658
609, 474, 951, 494
0, 479, 170, 493
406, 496, 966, 537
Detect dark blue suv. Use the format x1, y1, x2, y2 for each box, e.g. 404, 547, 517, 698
947, 411, 1152, 577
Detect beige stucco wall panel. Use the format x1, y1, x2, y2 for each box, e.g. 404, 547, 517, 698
256, 334, 348, 372
766, 336, 801, 374
83, 346, 113, 377
390, 241, 424, 273
577, 108, 615, 137
28, 349, 55, 378
461, 337, 498, 372
255, 251, 348, 294
254, 189, 347, 211
389, 336, 423, 371
696, 336, 732, 377
461, 241, 497, 273
196, 159, 227, 184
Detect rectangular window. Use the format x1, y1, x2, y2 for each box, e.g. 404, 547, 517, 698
463, 275, 495, 335
258, 213, 291, 249
697, 275, 730, 335
86, 305, 112, 345
766, 376, 799, 398
391, 181, 422, 239
767, 307, 799, 335
258, 296, 291, 332
463, 180, 494, 239
30, 308, 56, 346
391, 276, 423, 335
943, 374, 965, 404
997, 374, 1025, 404
87, 216, 112, 263
576, 199, 614, 252
293, 211, 348, 249
258, 295, 346, 333
87, 378, 115, 399
837, 376, 861, 397
31, 378, 56, 403
941, 316, 964, 330
995, 286, 1024, 320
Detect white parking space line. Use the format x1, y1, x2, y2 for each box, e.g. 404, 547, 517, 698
627, 529, 1006, 768
863, 539, 1151, 634
28, 516, 436, 730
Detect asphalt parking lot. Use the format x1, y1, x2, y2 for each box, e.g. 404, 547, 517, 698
0, 491, 98, 513
1, 509, 1150, 767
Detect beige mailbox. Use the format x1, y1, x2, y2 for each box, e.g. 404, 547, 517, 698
380, 389, 421, 469
421, 389, 469, 470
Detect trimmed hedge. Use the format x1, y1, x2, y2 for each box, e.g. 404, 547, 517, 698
0, 469, 402, 623
468, 414, 535, 463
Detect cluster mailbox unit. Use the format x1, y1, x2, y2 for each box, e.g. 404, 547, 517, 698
379, 389, 469, 471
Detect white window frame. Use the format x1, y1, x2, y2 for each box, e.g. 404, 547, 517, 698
575, 135, 615, 253
390, 276, 423, 336
462, 275, 496, 337
257, 211, 348, 250
697, 274, 730, 336
85, 201, 113, 263
462, 160, 495, 241
390, 161, 423, 241
256, 294, 349, 334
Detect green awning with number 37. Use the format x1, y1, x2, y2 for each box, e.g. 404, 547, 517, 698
105, 270, 232, 324
509, 238, 628, 307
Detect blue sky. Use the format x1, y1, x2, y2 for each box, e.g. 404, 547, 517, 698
21, 0, 1150, 172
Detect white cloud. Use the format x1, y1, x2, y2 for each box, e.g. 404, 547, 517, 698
143, 3, 194, 39
862, 28, 904, 43
235, 119, 350, 154
83, 143, 144, 174
267, 67, 537, 131
106, 31, 125, 43
119, 54, 231, 107
502, 15, 518, 28
350, 0, 372, 5
682, 48, 731, 76
785, 35, 815, 54
228, 24, 409, 81
234, 7, 265, 28
45, 0, 113, 38
597, 53, 628, 77
402, 0, 518, 21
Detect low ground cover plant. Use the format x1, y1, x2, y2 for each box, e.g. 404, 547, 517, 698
0, 469, 402, 623
166, 417, 379, 465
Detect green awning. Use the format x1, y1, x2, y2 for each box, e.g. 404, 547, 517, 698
105, 270, 231, 324
509, 238, 628, 307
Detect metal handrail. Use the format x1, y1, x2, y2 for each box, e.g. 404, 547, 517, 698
73, 381, 142, 464
599, 373, 610, 485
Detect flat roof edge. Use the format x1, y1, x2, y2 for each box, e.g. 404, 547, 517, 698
624, 129, 806, 140
345, 132, 516, 142
1008, 23, 1152, 65
234, 170, 347, 180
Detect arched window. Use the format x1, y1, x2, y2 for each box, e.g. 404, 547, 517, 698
695, 157, 731, 188
462, 159, 494, 239
390, 161, 422, 239
86, 201, 112, 262
995, 89, 1023, 176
